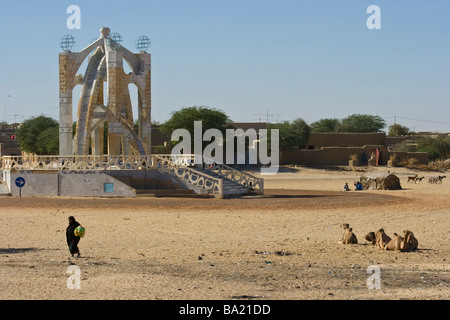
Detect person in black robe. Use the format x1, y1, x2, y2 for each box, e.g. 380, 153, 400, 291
66, 216, 81, 257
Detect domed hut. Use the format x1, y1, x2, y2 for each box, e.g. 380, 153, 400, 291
444, 159, 450, 169
360, 172, 402, 190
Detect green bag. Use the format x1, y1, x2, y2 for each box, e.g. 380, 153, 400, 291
74, 225, 85, 238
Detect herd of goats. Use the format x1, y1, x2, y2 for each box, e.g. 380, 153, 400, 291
407, 174, 446, 184
341, 224, 419, 252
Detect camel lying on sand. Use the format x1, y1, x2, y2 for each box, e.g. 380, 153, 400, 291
365, 228, 391, 249
401, 230, 419, 252
365, 229, 418, 251
365, 231, 376, 245
384, 233, 403, 251
384, 230, 418, 252
341, 223, 358, 244
375, 228, 392, 249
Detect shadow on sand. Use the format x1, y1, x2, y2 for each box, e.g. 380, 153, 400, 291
256, 194, 329, 199
0, 248, 41, 255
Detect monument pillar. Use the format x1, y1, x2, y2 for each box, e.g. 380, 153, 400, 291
59, 28, 152, 157
106, 49, 125, 155
59, 53, 77, 156
137, 52, 152, 154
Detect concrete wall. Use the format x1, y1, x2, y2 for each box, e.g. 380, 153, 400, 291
10, 171, 59, 197
107, 169, 187, 190
2, 169, 194, 197
280, 132, 429, 166
384, 136, 412, 147
5, 170, 136, 197
389, 151, 429, 165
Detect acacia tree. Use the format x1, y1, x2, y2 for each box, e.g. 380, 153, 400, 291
161, 106, 233, 150
310, 118, 340, 133
388, 123, 410, 136
310, 115, 386, 133
162, 106, 232, 132
16, 115, 59, 155
337, 114, 386, 133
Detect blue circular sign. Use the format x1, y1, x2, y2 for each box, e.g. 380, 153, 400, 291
15, 177, 25, 188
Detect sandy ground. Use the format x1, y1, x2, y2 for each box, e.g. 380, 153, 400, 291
0, 165, 449, 300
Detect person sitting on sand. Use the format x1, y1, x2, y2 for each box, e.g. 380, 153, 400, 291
66, 216, 82, 258
354, 181, 363, 191
342, 182, 350, 192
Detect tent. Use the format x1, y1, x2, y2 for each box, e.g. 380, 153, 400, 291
360, 173, 402, 190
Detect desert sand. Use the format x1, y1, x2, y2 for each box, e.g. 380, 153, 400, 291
0, 165, 449, 300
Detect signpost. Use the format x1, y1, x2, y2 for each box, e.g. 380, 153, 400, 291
15, 177, 25, 197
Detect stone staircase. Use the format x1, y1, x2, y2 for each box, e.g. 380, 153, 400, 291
133, 166, 254, 198
134, 188, 213, 198
152, 155, 263, 198
194, 167, 251, 196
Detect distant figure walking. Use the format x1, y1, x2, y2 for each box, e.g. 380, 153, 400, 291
66, 216, 82, 257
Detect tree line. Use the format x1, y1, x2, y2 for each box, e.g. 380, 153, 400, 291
12, 108, 450, 161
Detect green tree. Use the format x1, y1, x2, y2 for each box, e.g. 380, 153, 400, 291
338, 114, 386, 133
310, 118, 340, 133
417, 135, 450, 161
269, 118, 310, 151
162, 106, 232, 134
161, 106, 233, 149
37, 127, 59, 155
16, 115, 59, 155
388, 123, 410, 136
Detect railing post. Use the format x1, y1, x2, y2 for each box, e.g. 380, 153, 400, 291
151, 155, 157, 169
218, 179, 224, 199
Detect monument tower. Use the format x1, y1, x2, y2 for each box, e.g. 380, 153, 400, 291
59, 27, 152, 156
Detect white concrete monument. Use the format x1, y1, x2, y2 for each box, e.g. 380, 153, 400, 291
59, 27, 152, 156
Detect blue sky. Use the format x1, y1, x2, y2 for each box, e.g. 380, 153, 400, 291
0, 0, 449, 132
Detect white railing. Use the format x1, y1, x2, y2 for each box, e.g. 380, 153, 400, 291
152, 155, 223, 198
0, 155, 153, 171
202, 156, 264, 195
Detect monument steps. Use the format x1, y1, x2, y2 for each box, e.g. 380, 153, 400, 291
194, 168, 252, 196
134, 188, 213, 198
